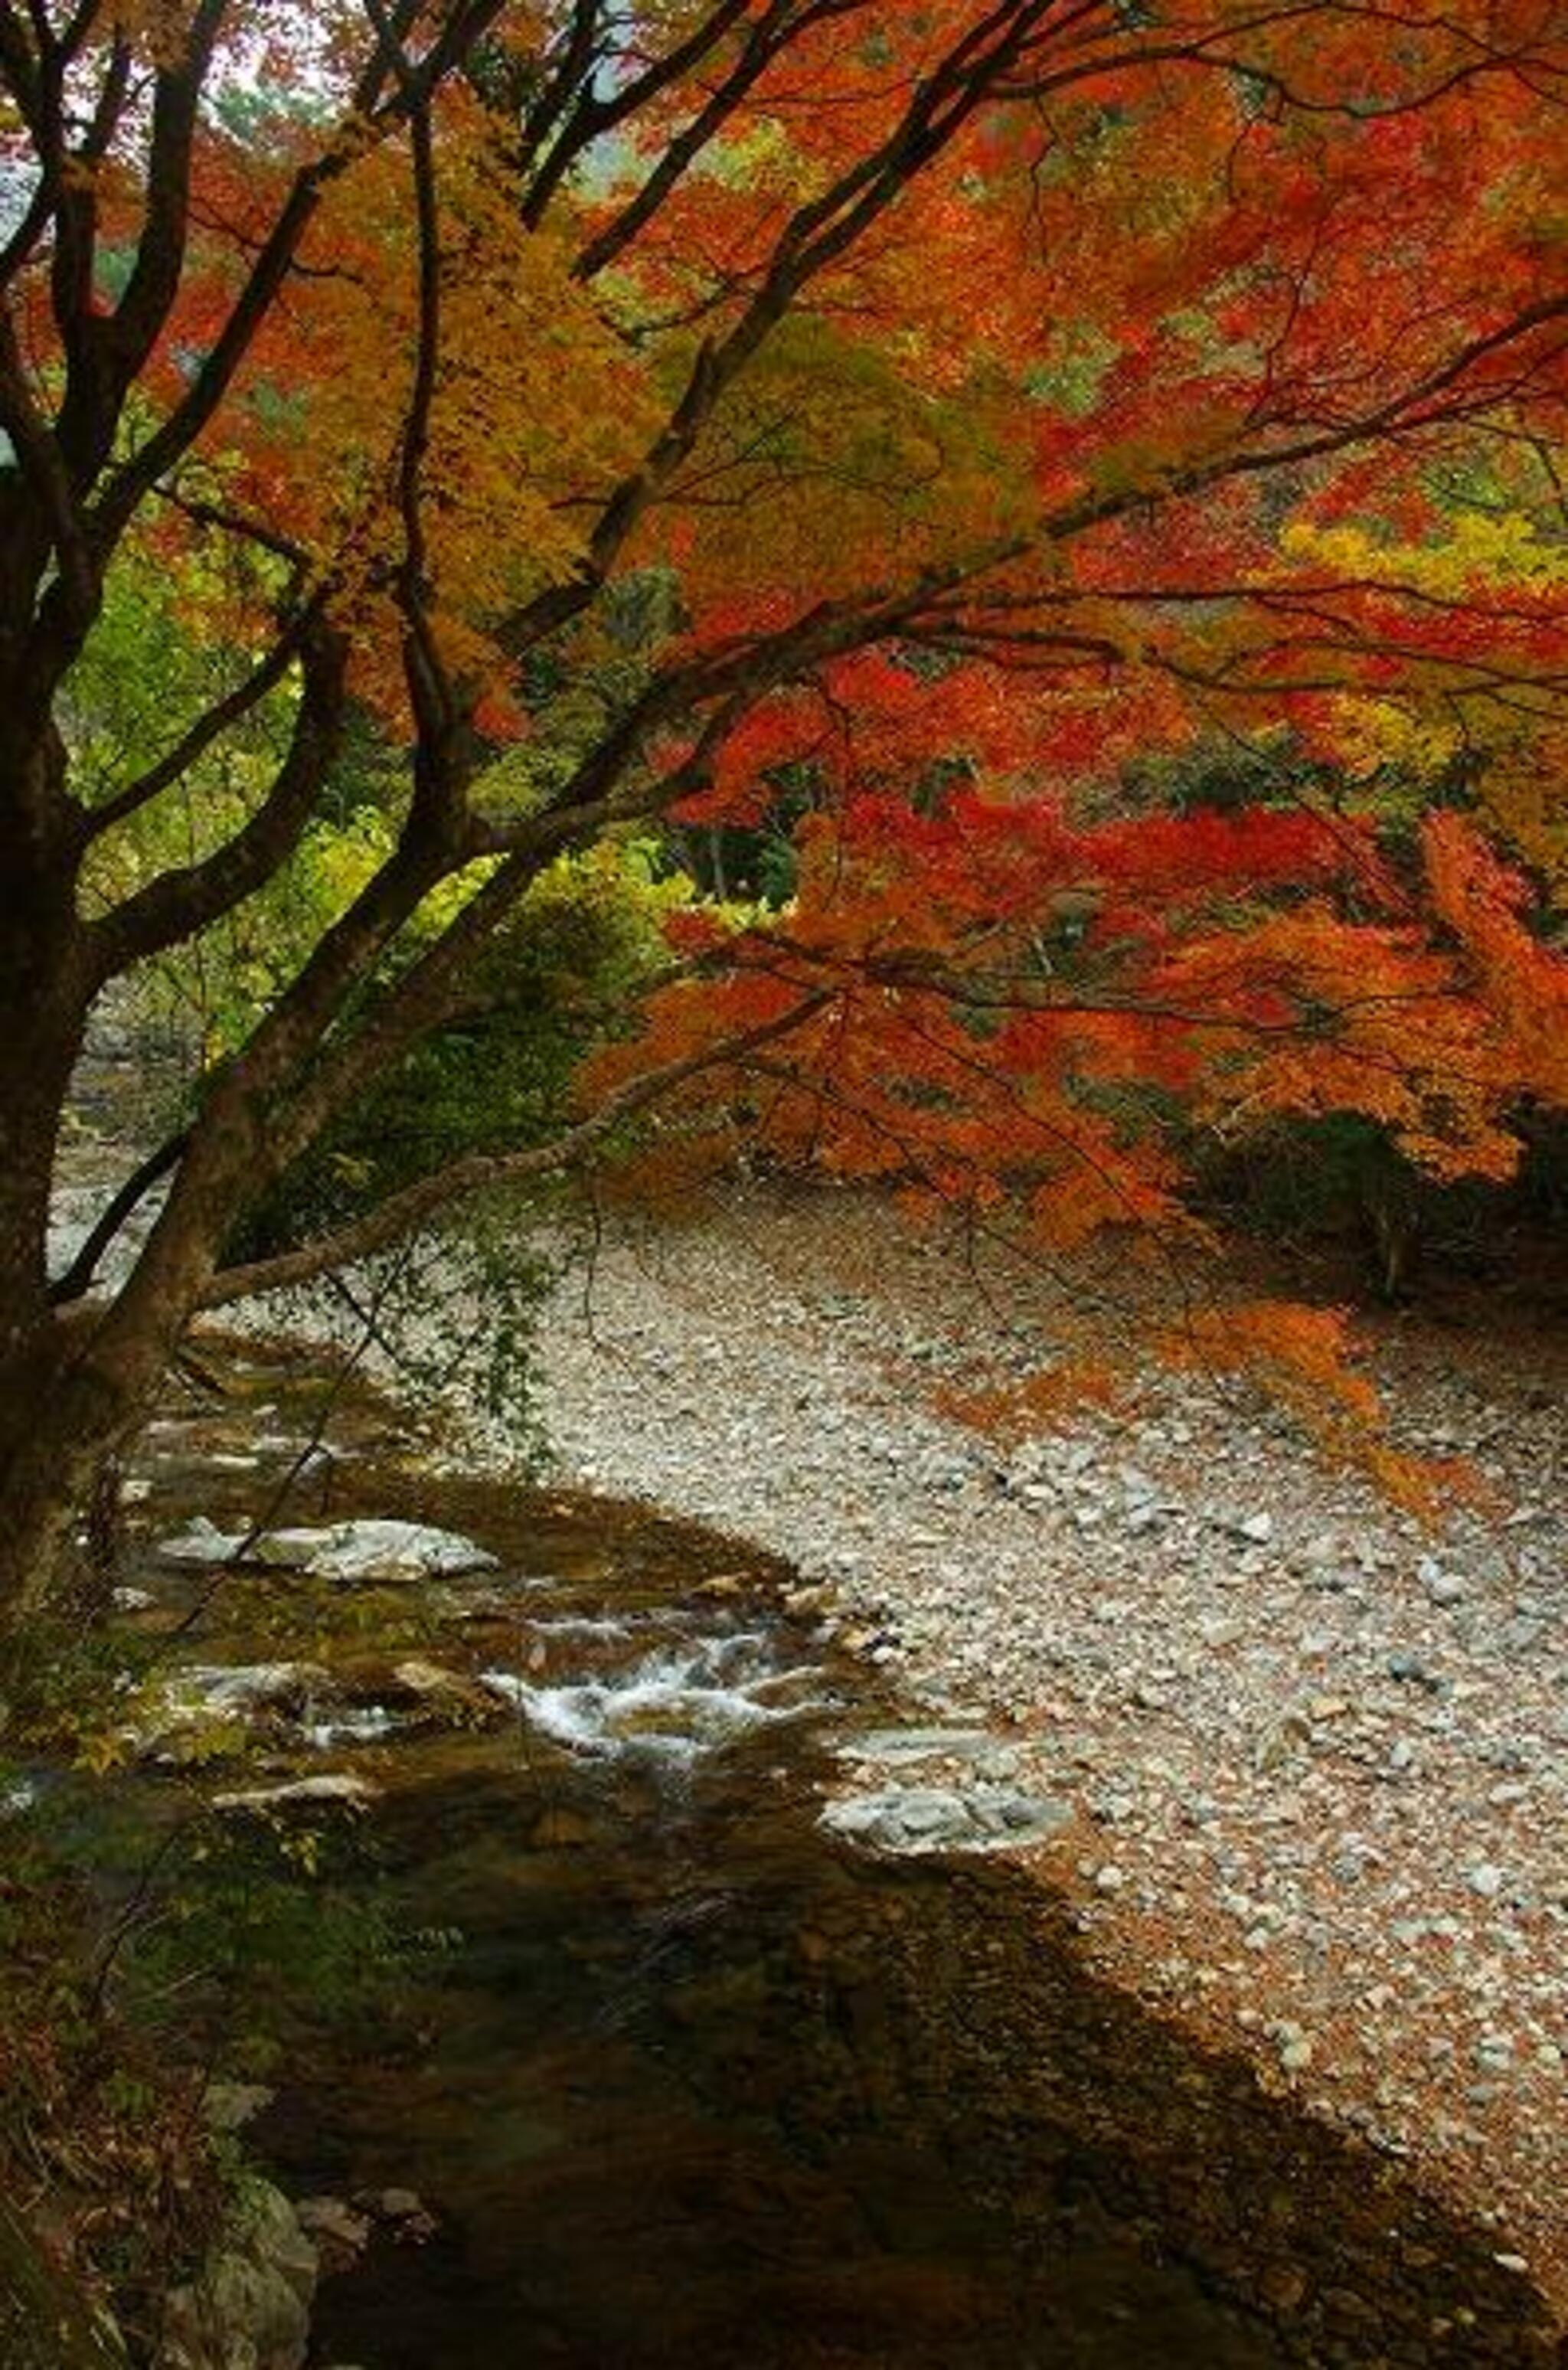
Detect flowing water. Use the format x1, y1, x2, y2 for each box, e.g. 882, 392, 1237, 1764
58, 1343, 1560, 2370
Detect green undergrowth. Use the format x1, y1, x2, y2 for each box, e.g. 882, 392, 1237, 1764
0, 1649, 449, 2362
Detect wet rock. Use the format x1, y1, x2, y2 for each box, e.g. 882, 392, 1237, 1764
355, 2188, 438, 2244
257, 1519, 498, 1583
165, 1665, 332, 1722
374, 2190, 423, 2219
135, 1666, 335, 1760
821, 1783, 1072, 1857
294, 2198, 371, 2273
211, 1773, 380, 1813
782, 1581, 835, 1617
387, 1659, 502, 1724
158, 1516, 250, 1567
159, 1517, 498, 1583
1256, 2261, 1308, 2313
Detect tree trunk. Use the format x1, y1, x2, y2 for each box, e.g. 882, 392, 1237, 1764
0, 1312, 141, 1665
0, 1038, 289, 1667
0, 878, 145, 1664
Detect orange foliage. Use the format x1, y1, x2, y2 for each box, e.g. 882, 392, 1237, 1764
1158, 1300, 1484, 1516
8, 2, 1568, 1487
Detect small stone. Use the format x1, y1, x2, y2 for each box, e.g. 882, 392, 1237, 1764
1467, 1863, 1505, 1900
1279, 2037, 1315, 2073
782, 1583, 834, 1617
1258, 2264, 1308, 2313
296, 2197, 371, 2262
364, 2185, 439, 2244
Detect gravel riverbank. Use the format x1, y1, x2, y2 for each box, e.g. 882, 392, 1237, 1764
505, 1188, 1568, 2330
53, 1039, 1568, 2342
57, 1113, 1566, 2336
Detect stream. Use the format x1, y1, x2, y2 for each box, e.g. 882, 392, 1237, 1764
40, 1339, 1562, 2369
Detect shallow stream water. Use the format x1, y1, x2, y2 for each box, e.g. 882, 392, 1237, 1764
70, 1342, 1559, 2370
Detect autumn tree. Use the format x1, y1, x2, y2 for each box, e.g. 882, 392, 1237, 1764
2, 0, 1566, 1649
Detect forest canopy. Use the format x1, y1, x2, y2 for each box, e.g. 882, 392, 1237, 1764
1, 0, 1566, 1625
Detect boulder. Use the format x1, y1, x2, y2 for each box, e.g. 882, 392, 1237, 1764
156, 2180, 317, 2370
160, 1518, 498, 1584
254, 1521, 498, 1583
387, 1659, 504, 1722
820, 1783, 1073, 1857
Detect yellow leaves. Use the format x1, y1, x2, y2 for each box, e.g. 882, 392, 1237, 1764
1320, 692, 1568, 909
657, 312, 1027, 603
308, 808, 394, 906
1324, 696, 1461, 786
1279, 513, 1568, 599
279, 1827, 323, 1878
73, 1723, 133, 1777
247, 87, 654, 701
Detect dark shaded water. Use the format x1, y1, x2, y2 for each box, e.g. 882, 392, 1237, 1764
266, 1757, 1281, 2370
87, 1345, 1560, 2369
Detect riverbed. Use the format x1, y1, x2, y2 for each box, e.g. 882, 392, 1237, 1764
43, 1337, 1562, 2368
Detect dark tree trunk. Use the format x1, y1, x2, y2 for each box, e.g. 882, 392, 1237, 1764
0, 1313, 139, 1663
0, 727, 132, 1661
